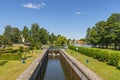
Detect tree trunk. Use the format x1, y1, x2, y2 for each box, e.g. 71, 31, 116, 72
114, 43, 117, 50
118, 43, 120, 50
106, 45, 108, 49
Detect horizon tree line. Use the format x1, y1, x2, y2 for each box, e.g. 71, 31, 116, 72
86, 13, 120, 50
0, 23, 70, 49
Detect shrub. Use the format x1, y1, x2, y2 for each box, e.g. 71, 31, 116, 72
69, 45, 120, 67
19, 46, 24, 53
10, 49, 18, 53
0, 53, 21, 60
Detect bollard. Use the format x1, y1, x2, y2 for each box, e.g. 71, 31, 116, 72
86, 59, 89, 63
22, 59, 26, 64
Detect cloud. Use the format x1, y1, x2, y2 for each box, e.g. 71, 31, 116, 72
75, 12, 82, 15
22, 2, 46, 9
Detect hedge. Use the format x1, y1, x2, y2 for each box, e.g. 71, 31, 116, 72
0, 48, 18, 54
0, 53, 21, 60
68, 45, 120, 67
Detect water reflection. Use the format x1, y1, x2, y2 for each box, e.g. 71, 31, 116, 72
37, 53, 81, 80
43, 55, 66, 80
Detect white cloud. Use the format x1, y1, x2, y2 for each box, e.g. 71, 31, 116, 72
75, 12, 81, 15
22, 2, 46, 9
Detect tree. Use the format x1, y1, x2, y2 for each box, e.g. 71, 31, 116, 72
86, 13, 120, 49
3, 25, 13, 45
30, 23, 41, 48
54, 35, 67, 46
49, 33, 57, 44
107, 13, 120, 49
67, 39, 71, 45
22, 26, 29, 42
86, 27, 99, 47
39, 28, 49, 45
0, 35, 3, 46
12, 27, 21, 43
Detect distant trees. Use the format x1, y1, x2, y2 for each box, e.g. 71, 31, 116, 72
3, 25, 15, 45
12, 27, 21, 43
3, 25, 21, 46
0, 23, 69, 48
0, 35, 3, 46
21, 26, 29, 42
39, 28, 49, 45
86, 13, 120, 49
49, 33, 57, 44
54, 35, 67, 46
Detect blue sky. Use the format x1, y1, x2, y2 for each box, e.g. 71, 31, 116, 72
0, 0, 120, 39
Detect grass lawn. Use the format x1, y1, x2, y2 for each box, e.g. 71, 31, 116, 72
0, 50, 43, 80
66, 49, 120, 80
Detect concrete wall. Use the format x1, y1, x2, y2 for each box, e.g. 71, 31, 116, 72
16, 49, 48, 80
60, 49, 103, 80
16, 48, 103, 80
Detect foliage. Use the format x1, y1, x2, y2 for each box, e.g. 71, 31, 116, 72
0, 53, 21, 60
18, 46, 24, 53
0, 22, 70, 48
49, 33, 57, 44
24, 47, 30, 54
86, 13, 120, 49
39, 28, 49, 44
66, 49, 120, 80
12, 27, 21, 43
21, 26, 29, 42
54, 35, 67, 46
3, 25, 13, 45
2, 49, 18, 53
69, 45, 120, 67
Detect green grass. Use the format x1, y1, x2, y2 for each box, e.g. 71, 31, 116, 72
0, 53, 20, 60
66, 49, 120, 80
0, 49, 43, 80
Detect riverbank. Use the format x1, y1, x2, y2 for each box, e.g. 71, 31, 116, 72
66, 49, 120, 80
0, 50, 43, 80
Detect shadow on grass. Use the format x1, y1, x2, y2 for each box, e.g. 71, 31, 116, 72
26, 56, 32, 58
0, 61, 8, 66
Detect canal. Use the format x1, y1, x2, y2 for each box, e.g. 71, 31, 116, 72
16, 49, 102, 80
36, 51, 80, 80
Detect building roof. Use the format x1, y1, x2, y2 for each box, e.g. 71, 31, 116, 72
76, 40, 86, 44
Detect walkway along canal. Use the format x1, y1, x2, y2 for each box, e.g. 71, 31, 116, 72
16, 48, 103, 80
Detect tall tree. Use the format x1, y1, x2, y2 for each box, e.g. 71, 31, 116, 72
22, 26, 29, 42
3, 25, 13, 45
107, 13, 120, 49
49, 33, 57, 44
54, 35, 67, 46
39, 28, 49, 44
86, 27, 99, 47
0, 35, 3, 46
30, 23, 40, 42
30, 23, 42, 49
12, 27, 21, 43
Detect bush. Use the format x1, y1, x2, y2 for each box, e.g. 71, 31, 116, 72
2, 48, 13, 53
69, 45, 120, 67
0, 53, 21, 60
24, 47, 30, 54
29, 45, 33, 50
10, 49, 18, 53
19, 46, 24, 53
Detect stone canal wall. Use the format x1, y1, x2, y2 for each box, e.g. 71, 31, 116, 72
16, 48, 103, 80
16, 49, 48, 80
60, 49, 103, 80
